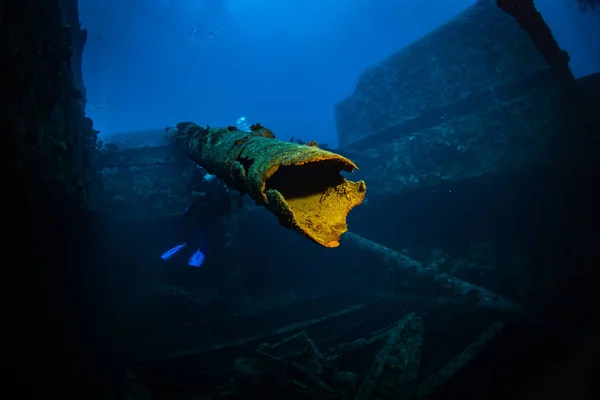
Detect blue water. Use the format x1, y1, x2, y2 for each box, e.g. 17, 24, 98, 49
79, 0, 598, 144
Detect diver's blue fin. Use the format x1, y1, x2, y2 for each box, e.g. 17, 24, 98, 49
160, 243, 187, 260
183, 203, 191, 215
188, 249, 205, 267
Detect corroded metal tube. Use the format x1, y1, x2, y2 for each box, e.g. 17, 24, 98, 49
167, 122, 366, 247
342, 232, 526, 314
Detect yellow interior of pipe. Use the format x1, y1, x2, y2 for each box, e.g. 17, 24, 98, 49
264, 159, 366, 247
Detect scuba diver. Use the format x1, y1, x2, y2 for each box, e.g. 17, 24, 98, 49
159, 164, 234, 267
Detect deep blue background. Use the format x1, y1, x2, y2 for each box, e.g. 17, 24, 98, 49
79, 0, 599, 147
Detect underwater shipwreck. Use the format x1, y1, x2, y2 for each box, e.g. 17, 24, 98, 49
90, 2, 598, 398
8, 0, 600, 399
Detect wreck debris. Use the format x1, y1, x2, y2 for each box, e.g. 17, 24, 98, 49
417, 321, 505, 398
326, 323, 397, 363
384, 315, 424, 399
318, 308, 383, 349
258, 332, 338, 397
342, 232, 525, 314
152, 303, 371, 362
135, 302, 382, 398
354, 313, 424, 400
238, 314, 501, 399
135, 302, 514, 399
167, 122, 366, 247
240, 313, 425, 399
258, 330, 323, 362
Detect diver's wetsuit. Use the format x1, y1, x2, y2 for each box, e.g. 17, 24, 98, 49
165, 164, 249, 313
183, 166, 233, 239
163, 165, 234, 265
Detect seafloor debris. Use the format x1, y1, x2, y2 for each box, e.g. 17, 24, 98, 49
146, 302, 373, 362
206, 314, 503, 400
417, 321, 504, 398
205, 313, 425, 399
133, 286, 514, 399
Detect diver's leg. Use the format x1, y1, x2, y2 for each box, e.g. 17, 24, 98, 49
183, 211, 208, 267
159, 212, 194, 261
